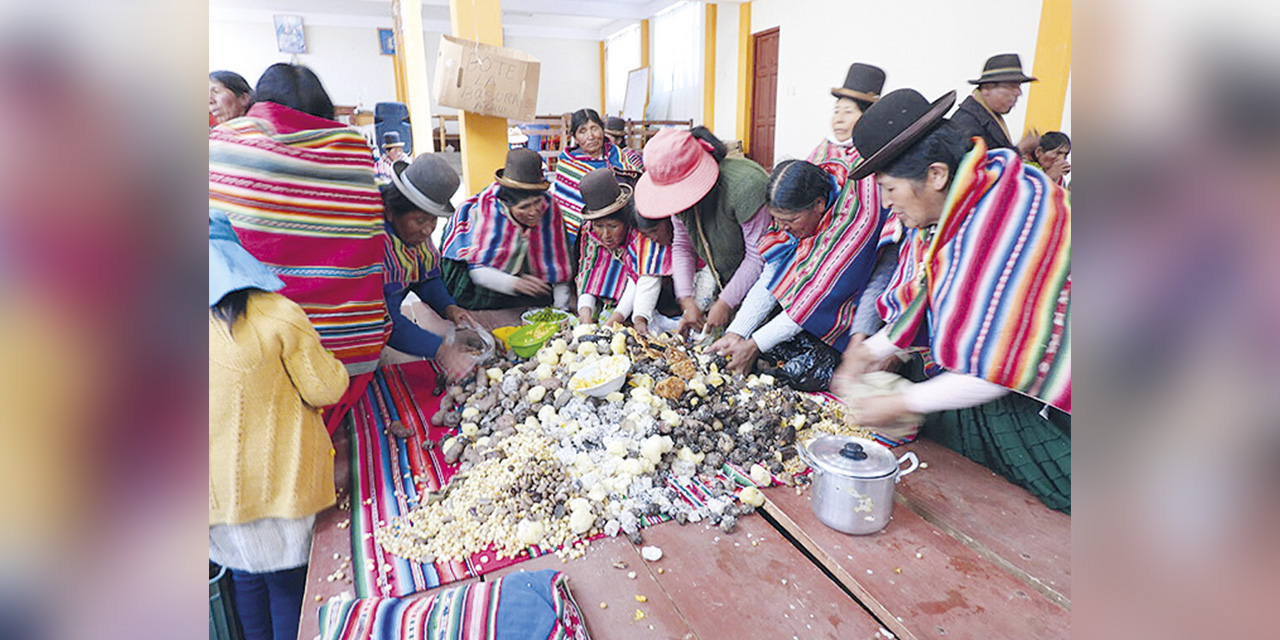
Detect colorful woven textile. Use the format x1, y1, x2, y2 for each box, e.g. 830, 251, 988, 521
551, 142, 644, 245
575, 228, 671, 302
877, 139, 1071, 411
209, 102, 389, 372
805, 138, 856, 166
318, 569, 591, 640
440, 183, 572, 284
384, 221, 440, 293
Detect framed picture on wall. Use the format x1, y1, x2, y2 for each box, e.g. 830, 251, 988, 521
378, 28, 396, 55
274, 15, 307, 54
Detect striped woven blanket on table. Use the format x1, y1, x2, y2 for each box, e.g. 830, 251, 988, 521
318, 569, 590, 640
349, 363, 912, 597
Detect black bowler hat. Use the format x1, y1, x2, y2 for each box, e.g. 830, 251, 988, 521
604, 117, 626, 136
494, 147, 550, 190
831, 63, 886, 104
848, 88, 956, 181
579, 169, 633, 221
390, 154, 459, 217
382, 131, 405, 149
968, 53, 1038, 85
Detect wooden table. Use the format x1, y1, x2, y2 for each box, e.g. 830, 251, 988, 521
298, 310, 1070, 639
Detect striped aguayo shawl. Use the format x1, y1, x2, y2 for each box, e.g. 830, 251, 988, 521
209, 102, 389, 372
805, 137, 856, 166
440, 183, 572, 284
550, 142, 644, 245
318, 569, 591, 640
576, 227, 671, 302
877, 139, 1071, 411
383, 221, 441, 294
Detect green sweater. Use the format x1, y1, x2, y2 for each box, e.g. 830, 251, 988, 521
676, 156, 769, 287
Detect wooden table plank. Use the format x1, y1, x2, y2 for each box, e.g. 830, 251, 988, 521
299, 431, 354, 640
895, 438, 1071, 606
637, 515, 886, 640
483, 534, 698, 640
762, 486, 1070, 640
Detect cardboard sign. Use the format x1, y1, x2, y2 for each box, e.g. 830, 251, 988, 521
434, 35, 540, 121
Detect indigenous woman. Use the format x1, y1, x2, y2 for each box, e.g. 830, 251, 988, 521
1027, 131, 1071, 189
209, 211, 348, 640
806, 63, 885, 167
711, 160, 894, 382
831, 89, 1071, 512
379, 154, 479, 377
551, 108, 644, 249
441, 147, 574, 310
603, 116, 629, 149
634, 126, 771, 336
209, 70, 253, 126
209, 63, 388, 433
574, 169, 675, 332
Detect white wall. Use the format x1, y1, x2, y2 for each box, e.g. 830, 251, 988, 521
712, 3, 741, 141
741, 0, 1048, 164
209, 20, 397, 108
504, 35, 602, 116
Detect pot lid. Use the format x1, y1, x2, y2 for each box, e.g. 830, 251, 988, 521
804, 435, 898, 478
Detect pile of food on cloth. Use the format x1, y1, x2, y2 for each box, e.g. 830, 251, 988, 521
375, 323, 868, 565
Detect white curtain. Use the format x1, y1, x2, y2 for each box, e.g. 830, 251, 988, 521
604, 24, 641, 117
651, 1, 702, 121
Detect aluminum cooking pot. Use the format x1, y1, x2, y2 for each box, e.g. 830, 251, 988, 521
797, 435, 919, 535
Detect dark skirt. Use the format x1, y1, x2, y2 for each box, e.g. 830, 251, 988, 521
441, 259, 553, 310
904, 357, 1072, 513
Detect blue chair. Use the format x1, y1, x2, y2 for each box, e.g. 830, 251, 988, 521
375, 102, 413, 155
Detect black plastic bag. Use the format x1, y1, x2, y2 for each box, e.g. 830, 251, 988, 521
758, 331, 843, 392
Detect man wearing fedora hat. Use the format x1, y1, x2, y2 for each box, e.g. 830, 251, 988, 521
375, 131, 411, 185
949, 53, 1038, 151
831, 87, 1072, 512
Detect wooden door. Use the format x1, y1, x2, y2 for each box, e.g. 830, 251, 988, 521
749, 27, 779, 169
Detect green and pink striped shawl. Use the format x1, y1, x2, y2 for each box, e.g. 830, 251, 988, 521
877, 139, 1071, 411
209, 102, 389, 374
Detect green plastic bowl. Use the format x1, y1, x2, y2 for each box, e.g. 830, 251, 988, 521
508, 322, 559, 358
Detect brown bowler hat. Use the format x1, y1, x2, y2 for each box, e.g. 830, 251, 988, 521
579, 169, 633, 221
968, 53, 1038, 85
848, 88, 956, 181
495, 147, 550, 190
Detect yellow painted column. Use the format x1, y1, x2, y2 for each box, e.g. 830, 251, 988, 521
599, 40, 607, 114
1024, 0, 1071, 135
391, 38, 408, 104
735, 2, 752, 152
702, 3, 717, 128
392, 0, 435, 154
449, 0, 510, 194
640, 19, 650, 69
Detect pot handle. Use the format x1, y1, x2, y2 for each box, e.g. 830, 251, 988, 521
794, 439, 815, 469
895, 451, 920, 482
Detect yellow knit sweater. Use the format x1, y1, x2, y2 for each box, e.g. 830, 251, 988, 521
210, 292, 349, 526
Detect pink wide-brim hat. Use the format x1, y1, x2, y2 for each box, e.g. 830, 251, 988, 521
634, 128, 720, 219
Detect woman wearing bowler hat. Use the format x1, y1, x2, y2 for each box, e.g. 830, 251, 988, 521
379, 154, 482, 377
574, 169, 678, 332
440, 148, 573, 310
807, 63, 885, 168
830, 88, 1071, 512
551, 108, 645, 252
375, 131, 411, 185
634, 126, 771, 337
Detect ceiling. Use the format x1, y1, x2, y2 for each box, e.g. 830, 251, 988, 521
209, 0, 741, 40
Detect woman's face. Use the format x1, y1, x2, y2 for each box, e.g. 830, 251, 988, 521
770, 198, 826, 239
638, 218, 674, 246
591, 217, 628, 250
877, 169, 948, 229
390, 210, 436, 245
209, 80, 249, 123
830, 98, 864, 143
1036, 144, 1070, 169
574, 120, 605, 157
509, 195, 547, 227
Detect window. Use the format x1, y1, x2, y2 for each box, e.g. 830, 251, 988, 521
651, 1, 702, 121
604, 24, 641, 117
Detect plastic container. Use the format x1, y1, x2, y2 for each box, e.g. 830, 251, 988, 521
508, 322, 559, 358
522, 307, 577, 328
491, 325, 519, 350
569, 355, 632, 397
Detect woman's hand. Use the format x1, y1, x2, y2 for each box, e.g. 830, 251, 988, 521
444, 305, 476, 328
631, 316, 649, 335
708, 332, 744, 355
830, 340, 879, 399
704, 299, 734, 331
604, 312, 626, 327
676, 297, 705, 337
433, 341, 478, 383
513, 275, 552, 297
578, 307, 596, 325
722, 337, 760, 375
847, 393, 911, 427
